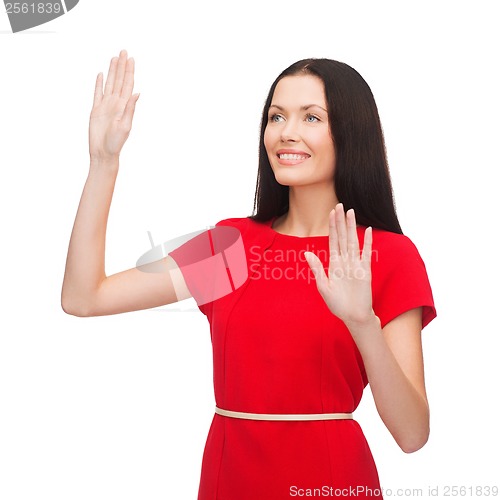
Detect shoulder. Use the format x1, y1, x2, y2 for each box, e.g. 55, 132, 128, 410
214, 216, 275, 254
371, 228, 422, 260
214, 216, 249, 228
369, 228, 429, 284
370, 228, 428, 277
214, 216, 271, 235
371, 227, 415, 248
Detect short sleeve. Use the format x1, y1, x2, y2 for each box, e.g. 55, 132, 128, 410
167, 217, 247, 318
371, 231, 437, 330
167, 230, 212, 317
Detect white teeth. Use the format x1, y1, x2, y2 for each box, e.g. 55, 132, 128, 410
278, 153, 309, 160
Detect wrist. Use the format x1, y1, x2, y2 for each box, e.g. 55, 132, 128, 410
89, 155, 120, 170
344, 311, 381, 337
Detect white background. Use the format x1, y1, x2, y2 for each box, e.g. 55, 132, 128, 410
1, 1, 499, 499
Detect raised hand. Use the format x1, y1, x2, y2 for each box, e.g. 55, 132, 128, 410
304, 203, 375, 329
89, 49, 140, 163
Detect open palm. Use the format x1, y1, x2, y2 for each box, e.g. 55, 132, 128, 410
89, 49, 139, 162
305, 204, 374, 327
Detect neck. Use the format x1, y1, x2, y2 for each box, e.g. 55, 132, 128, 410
274, 182, 339, 237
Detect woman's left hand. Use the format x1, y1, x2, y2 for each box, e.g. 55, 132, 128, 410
304, 203, 376, 329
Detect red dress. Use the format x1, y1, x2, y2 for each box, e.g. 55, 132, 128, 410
169, 216, 437, 500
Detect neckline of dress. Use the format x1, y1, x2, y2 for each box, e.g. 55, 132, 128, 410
263, 216, 366, 240
265, 216, 329, 240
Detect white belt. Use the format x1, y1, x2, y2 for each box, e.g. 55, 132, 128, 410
215, 406, 353, 421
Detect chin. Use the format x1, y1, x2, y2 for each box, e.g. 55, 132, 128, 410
272, 171, 319, 188
271, 168, 302, 185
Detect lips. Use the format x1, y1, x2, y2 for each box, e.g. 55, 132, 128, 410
276, 149, 311, 165
278, 153, 310, 160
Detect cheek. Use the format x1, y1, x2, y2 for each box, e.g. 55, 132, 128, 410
316, 132, 335, 160
263, 128, 275, 153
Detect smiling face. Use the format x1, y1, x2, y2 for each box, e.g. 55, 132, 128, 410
264, 74, 336, 189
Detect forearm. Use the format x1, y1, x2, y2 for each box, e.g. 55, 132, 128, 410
346, 314, 429, 453
61, 158, 119, 315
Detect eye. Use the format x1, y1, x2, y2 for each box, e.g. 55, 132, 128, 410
268, 113, 284, 123
305, 114, 320, 123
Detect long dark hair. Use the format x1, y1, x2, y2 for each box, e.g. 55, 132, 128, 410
249, 58, 403, 234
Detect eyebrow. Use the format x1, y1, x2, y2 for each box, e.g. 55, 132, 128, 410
269, 104, 328, 113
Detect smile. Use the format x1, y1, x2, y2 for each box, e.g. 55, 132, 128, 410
278, 153, 310, 160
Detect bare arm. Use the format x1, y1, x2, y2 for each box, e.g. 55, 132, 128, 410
345, 309, 429, 453
305, 204, 430, 453
61, 50, 190, 317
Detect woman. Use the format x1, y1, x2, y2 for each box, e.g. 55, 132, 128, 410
62, 50, 436, 499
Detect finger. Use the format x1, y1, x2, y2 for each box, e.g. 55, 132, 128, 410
93, 72, 103, 108
113, 49, 128, 95
346, 209, 360, 263
328, 208, 341, 278
361, 226, 373, 266
120, 57, 135, 99
120, 93, 140, 131
335, 203, 348, 258
304, 252, 328, 289
104, 56, 118, 96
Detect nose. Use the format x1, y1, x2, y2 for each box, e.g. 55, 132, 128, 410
280, 118, 300, 142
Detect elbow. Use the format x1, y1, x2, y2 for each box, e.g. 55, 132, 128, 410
398, 427, 430, 454
61, 294, 93, 317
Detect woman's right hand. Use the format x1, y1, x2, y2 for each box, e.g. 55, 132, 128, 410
89, 49, 140, 164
